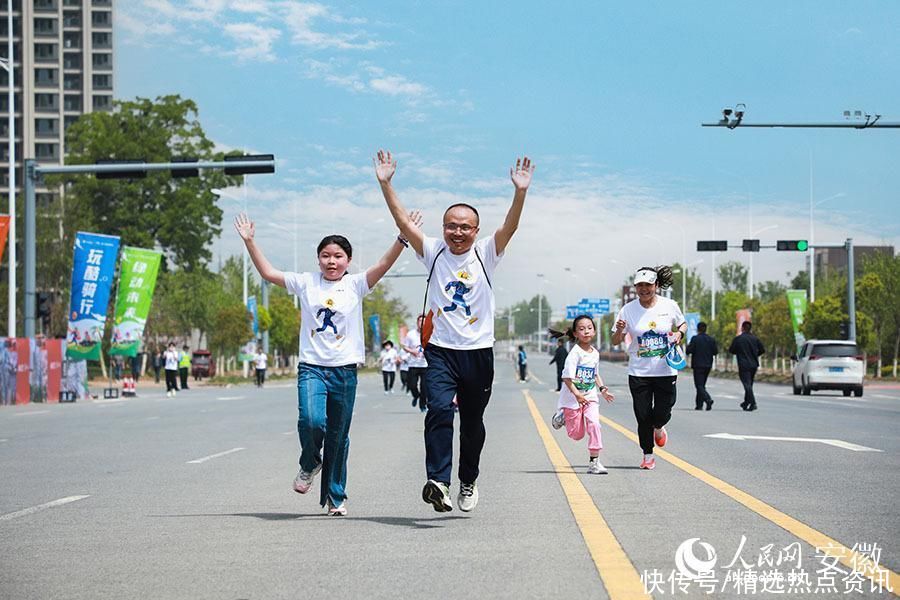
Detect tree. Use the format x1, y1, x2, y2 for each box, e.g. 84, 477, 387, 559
709, 290, 752, 348
670, 263, 708, 314
753, 295, 795, 358
802, 296, 843, 340
209, 302, 253, 359
268, 288, 300, 360
717, 261, 748, 294
362, 282, 410, 347
789, 270, 809, 292
861, 252, 900, 376
49, 95, 243, 272
756, 280, 787, 303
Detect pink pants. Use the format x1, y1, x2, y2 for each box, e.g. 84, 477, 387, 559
564, 402, 602, 453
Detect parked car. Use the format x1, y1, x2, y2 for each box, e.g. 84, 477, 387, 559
791, 340, 864, 397
191, 350, 216, 380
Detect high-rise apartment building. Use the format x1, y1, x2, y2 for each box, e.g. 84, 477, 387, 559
0, 0, 113, 206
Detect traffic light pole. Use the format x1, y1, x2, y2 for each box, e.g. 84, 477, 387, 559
810, 239, 856, 342
21, 157, 275, 338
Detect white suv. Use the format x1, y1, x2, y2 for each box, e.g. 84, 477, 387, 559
792, 340, 864, 397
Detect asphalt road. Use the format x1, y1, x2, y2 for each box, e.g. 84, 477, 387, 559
1, 358, 898, 599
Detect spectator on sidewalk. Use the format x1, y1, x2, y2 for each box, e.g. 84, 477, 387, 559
728, 321, 766, 411
550, 338, 568, 392
686, 322, 717, 410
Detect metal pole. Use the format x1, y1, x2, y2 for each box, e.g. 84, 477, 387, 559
809, 154, 815, 303
6, 1, 15, 337
537, 294, 542, 354
23, 159, 34, 337
846, 238, 856, 342
261, 279, 269, 354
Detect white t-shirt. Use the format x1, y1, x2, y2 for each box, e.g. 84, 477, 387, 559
284, 271, 371, 367
416, 235, 502, 350
557, 344, 601, 410
403, 329, 428, 368
613, 296, 686, 377
253, 352, 268, 370
164, 350, 179, 370
380, 347, 398, 372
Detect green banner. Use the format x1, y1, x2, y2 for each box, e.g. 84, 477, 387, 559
386, 321, 400, 348
786, 289, 808, 351
109, 247, 162, 357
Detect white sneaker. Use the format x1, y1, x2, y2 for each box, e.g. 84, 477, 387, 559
588, 458, 608, 475
422, 479, 453, 512
457, 482, 479, 512
166, 391, 172, 398
551, 409, 565, 430
292, 463, 322, 494
326, 499, 347, 516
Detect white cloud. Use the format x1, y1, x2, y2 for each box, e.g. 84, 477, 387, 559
368, 74, 428, 98
283, 2, 382, 50
222, 22, 282, 62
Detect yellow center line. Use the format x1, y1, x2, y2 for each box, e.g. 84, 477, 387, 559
523, 390, 650, 599
594, 413, 900, 596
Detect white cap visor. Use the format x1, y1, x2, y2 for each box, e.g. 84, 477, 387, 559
634, 269, 657, 285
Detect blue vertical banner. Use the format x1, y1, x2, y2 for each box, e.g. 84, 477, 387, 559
369, 314, 381, 353
247, 296, 259, 337
66, 232, 121, 361
685, 312, 701, 344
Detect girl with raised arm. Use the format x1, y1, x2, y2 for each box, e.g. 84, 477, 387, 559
234, 210, 420, 515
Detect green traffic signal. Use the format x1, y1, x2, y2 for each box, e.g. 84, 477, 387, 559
797, 240, 809, 251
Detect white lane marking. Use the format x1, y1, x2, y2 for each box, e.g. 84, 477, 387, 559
95, 403, 125, 409
871, 394, 896, 400
282, 431, 294, 435
13, 410, 50, 417
705, 433, 882, 452
0, 438, 8, 443
0, 495, 91, 522
530, 372, 544, 385
216, 396, 245, 401
94, 398, 128, 404
187, 447, 245, 464
777, 396, 867, 407
145, 416, 160, 421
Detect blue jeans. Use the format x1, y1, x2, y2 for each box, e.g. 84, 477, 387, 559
297, 363, 358, 507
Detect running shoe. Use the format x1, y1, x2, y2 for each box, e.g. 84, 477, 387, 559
654, 426, 668, 448
588, 458, 608, 475
292, 463, 322, 494
551, 409, 565, 430
457, 482, 479, 512
422, 479, 453, 512
326, 499, 347, 516
639, 456, 656, 470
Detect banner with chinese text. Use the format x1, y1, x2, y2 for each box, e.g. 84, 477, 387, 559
109, 247, 162, 357
66, 232, 120, 361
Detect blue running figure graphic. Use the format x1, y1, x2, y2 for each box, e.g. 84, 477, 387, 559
313, 299, 340, 337
443, 280, 472, 317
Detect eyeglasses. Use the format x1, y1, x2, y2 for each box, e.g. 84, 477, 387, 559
443, 223, 475, 233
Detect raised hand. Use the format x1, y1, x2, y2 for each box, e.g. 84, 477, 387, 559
374, 149, 397, 184
408, 209, 423, 230
233, 212, 255, 242
510, 156, 535, 191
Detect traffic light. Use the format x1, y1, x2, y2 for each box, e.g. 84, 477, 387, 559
697, 240, 728, 251
742, 239, 760, 252
839, 321, 849, 339
96, 159, 147, 180
37, 291, 52, 319
777, 240, 809, 251
224, 154, 275, 175
171, 156, 200, 179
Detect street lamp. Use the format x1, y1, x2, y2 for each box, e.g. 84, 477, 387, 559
673, 259, 703, 312
1, 5, 15, 336
212, 186, 250, 376
267, 220, 298, 307
809, 192, 845, 303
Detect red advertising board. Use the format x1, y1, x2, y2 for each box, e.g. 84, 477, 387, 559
15, 337, 30, 405
46, 338, 63, 404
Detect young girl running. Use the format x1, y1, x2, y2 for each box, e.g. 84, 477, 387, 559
549, 315, 615, 474
234, 210, 420, 516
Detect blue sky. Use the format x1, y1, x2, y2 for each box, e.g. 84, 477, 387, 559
116, 1, 899, 317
